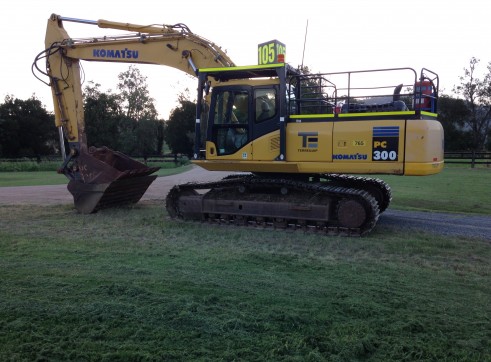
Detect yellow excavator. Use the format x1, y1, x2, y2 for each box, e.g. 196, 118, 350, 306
35, 14, 444, 235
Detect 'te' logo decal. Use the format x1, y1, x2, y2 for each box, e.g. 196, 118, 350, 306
298, 132, 318, 153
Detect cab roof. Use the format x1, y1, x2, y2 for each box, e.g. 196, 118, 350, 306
198, 63, 298, 82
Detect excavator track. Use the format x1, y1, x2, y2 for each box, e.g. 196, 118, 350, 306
319, 174, 392, 213
166, 175, 380, 236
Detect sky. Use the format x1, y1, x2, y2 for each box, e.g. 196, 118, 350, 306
2, 0, 491, 119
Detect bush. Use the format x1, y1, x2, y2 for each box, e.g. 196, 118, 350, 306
0, 159, 61, 172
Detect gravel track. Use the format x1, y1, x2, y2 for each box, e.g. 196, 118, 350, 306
1, 166, 490, 240
379, 209, 491, 240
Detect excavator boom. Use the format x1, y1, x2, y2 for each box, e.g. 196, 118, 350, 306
35, 14, 235, 213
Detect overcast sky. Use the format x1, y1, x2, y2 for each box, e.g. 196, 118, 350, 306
3, 0, 490, 118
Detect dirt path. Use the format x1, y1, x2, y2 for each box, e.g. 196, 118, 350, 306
1, 166, 490, 240
0, 166, 230, 206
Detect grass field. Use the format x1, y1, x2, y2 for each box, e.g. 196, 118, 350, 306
0, 165, 490, 360
0, 164, 193, 187
1, 163, 490, 215
1, 204, 490, 361
377, 165, 491, 214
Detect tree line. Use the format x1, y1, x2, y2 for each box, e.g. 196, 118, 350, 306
1, 60, 491, 160
0, 66, 195, 159
439, 57, 491, 151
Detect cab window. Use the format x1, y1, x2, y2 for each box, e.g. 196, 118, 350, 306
212, 90, 249, 155
255, 89, 276, 122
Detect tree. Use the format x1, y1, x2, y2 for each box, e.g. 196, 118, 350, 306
134, 119, 163, 158
83, 82, 122, 150
115, 117, 164, 157
116, 116, 138, 155
164, 91, 196, 157
0, 95, 56, 158
437, 95, 473, 150
294, 65, 334, 114
156, 120, 165, 155
82, 69, 164, 157
115, 65, 164, 156
453, 57, 491, 150
117, 65, 158, 121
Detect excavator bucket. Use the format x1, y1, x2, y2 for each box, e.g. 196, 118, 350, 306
66, 147, 159, 214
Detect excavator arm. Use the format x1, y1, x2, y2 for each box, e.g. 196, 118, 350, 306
34, 14, 235, 213
42, 13, 234, 149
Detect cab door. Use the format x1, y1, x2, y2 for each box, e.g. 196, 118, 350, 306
251, 86, 281, 160
208, 86, 252, 159
207, 85, 280, 161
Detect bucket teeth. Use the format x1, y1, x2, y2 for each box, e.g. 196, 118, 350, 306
64, 147, 159, 213
68, 175, 157, 214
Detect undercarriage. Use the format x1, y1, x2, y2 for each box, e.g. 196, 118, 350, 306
166, 174, 391, 236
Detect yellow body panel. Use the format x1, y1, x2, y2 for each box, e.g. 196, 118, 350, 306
404, 119, 444, 175
286, 122, 333, 162
201, 115, 444, 176
206, 141, 253, 161
331, 119, 406, 174
251, 131, 281, 161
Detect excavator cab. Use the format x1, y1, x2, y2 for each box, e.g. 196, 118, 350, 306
194, 65, 287, 165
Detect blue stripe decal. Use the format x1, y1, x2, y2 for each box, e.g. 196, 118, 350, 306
373, 126, 400, 137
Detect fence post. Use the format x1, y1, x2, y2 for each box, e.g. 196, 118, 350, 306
471, 151, 475, 169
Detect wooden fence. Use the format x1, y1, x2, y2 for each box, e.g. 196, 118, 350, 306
0, 154, 187, 164
444, 151, 491, 167
1, 153, 489, 168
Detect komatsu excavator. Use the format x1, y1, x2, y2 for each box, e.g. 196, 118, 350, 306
35, 14, 444, 235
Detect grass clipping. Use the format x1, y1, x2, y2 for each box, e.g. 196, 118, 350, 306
0, 202, 490, 360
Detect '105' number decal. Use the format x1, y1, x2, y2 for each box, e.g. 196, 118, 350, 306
257, 40, 286, 65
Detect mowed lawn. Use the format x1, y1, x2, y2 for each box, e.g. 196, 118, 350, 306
0, 165, 490, 360
377, 165, 491, 214
0, 161, 193, 187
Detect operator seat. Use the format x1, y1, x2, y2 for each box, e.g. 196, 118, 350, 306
392, 83, 408, 111
393, 83, 403, 102
257, 101, 271, 121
